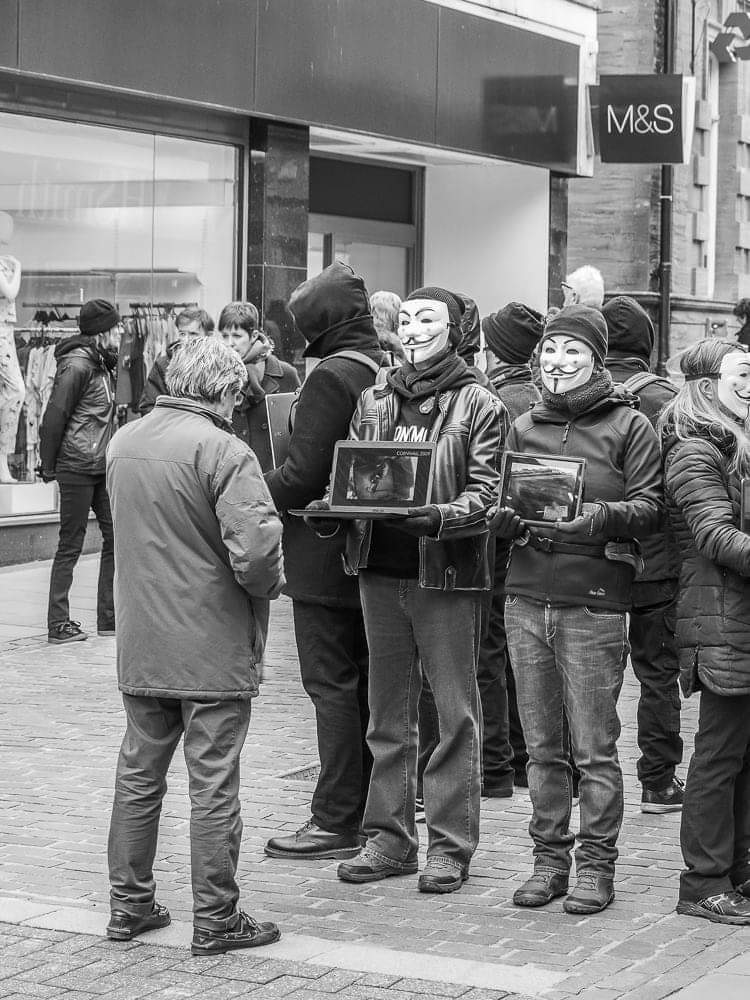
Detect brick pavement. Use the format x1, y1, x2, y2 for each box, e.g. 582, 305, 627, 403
1, 556, 749, 999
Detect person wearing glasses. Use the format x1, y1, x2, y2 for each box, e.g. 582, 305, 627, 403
561, 266, 605, 310
218, 301, 299, 474
39, 298, 120, 644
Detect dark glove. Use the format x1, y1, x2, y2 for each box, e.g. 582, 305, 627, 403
486, 505, 526, 539
303, 499, 342, 538
554, 502, 606, 539
36, 464, 55, 484
391, 505, 441, 538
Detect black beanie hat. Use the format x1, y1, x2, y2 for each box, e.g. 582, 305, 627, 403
541, 304, 608, 367
602, 295, 654, 361
481, 302, 544, 365
79, 298, 120, 336
405, 286, 465, 345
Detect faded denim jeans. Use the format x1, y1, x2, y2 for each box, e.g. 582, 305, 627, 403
504, 595, 628, 878
359, 571, 482, 872
108, 695, 251, 929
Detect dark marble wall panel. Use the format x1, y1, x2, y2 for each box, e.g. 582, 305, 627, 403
248, 121, 309, 368
18, 0, 257, 110
0, 1, 19, 69
256, 0, 438, 144
548, 174, 569, 310
436, 8, 580, 173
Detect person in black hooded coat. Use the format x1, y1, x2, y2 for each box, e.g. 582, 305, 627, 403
263, 262, 384, 862
603, 295, 684, 814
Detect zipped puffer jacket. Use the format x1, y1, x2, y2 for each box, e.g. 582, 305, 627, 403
663, 427, 750, 697
40, 335, 115, 480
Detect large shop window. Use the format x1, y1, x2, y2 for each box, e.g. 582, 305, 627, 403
0, 111, 238, 517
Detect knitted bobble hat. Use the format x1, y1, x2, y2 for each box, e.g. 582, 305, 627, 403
540, 304, 608, 367
481, 302, 544, 365
405, 286, 465, 344
79, 298, 120, 336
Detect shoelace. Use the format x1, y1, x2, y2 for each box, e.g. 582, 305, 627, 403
425, 858, 458, 875
235, 909, 261, 933
60, 620, 82, 634
296, 819, 316, 837
575, 872, 600, 892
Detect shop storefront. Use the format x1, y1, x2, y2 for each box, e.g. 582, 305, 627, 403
0, 0, 597, 563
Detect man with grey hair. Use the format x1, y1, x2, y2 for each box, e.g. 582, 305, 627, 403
105, 337, 285, 955
562, 265, 605, 310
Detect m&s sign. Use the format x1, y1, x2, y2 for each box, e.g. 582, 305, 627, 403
598, 75, 694, 163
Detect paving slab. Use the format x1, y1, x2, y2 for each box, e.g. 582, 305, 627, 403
1, 556, 748, 1000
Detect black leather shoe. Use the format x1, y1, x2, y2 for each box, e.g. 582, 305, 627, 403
513, 870, 569, 907
563, 872, 615, 914
264, 820, 362, 860
191, 910, 280, 955
418, 858, 468, 894
338, 847, 418, 883
106, 902, 171, 940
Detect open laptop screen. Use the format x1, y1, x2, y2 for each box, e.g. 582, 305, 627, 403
330, 441, 436, 514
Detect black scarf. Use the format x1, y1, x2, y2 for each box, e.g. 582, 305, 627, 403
541, 368, 613, 416
386, 349, 477, 401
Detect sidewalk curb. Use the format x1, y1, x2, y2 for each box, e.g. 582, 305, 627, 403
0, 893, 563, 995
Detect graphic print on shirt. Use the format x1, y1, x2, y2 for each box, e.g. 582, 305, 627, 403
394, 425, 430, 443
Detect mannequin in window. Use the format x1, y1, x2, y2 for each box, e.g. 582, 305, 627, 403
0, 211, 25, 484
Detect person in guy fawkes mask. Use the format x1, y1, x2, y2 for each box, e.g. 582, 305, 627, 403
263, 262, 384, 863
308, 286, 505, 895
661, 339, 750, 925
489, 304, 663, 916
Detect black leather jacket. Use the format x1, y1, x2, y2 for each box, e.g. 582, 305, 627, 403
343, 381, 506, 591
40, 336, 115, 481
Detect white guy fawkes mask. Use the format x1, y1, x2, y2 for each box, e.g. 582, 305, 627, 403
539, 334, 595, 394
717, 351, 750, 421
398, 299, 451, 367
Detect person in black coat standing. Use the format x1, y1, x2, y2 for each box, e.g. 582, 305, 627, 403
40, 299, 119, 644
264, 262, 384, 861
603, 295, 684, 814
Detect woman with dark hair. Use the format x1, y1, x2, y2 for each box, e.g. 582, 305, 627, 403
734, 299, 750, 347
660, 338, 750, 924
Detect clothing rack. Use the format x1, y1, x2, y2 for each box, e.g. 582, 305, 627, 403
129, 301, 198, 311
15, 325, 73, 337
21, 302, 82, 309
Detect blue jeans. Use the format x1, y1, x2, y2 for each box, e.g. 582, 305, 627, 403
359, 571, 482, 872
504, 596, 628, 877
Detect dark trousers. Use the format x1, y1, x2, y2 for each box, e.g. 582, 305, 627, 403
108, 694, 251, 929
476, 555, 514, 792
630, 581, 682, 790
292, 600, 371, 834
679, 688, 750, 902
47, 479, 114, 630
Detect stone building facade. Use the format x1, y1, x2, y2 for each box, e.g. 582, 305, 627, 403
567, 0, 750, 358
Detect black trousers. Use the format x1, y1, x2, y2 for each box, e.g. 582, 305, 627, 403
630, 581, 682, 790
475, 556, 514, 792
679, 688, 750, 902
47, 478, 114, 630
108, 695, 251, 929
292, 600, 371, 833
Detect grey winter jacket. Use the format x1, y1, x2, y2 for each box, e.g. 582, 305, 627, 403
106, 397, 285, 700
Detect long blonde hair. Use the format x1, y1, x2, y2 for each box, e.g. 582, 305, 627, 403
658, 338, 750, 475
